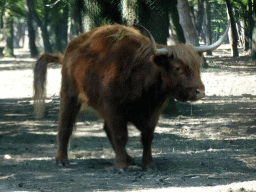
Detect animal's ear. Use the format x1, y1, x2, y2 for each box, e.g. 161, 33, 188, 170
151, 54, 172, 69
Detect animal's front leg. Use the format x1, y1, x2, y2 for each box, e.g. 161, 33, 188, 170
141, 130, 155, 169
103, 122, 134, 166
105, 115, 129, 169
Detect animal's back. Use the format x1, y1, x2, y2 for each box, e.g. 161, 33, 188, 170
63, 24, 156, 116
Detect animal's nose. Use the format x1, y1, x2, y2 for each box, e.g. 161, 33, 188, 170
195, 88, 205, 99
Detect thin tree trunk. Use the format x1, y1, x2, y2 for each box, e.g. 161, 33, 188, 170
177, 0, 199, 46
226, 0, 239, 57
240, 20, 245, 50
25, 0, 38, 57
62, 5, 69, 50
0, 0, 6, 29
138, 0, 170, 45
251, 0, 256, 59
4, 10, 14, 57
169, 0, 185, 43
26, 0, 52, 53
248, 0, 253, 53
74, 0, 84, 33
196, 0, 204, 36
178, 0, 208, 68
41, 0, 52, 53
205, 0, 212, 56
84, 0, 121, 31
122, 0, 138, 26
54, 23, 62, 52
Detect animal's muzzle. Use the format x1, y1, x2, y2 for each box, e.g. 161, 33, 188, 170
195, 88, 205, 100
188, 87, 205, 101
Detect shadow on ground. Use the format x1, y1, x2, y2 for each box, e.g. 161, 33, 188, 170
0, 93, 256, 191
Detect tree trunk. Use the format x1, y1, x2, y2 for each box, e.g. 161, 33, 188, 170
122, 0, 139, 26
177, 0, 208, 68
74, 0, 84, 33
195, 0, 204, 37
226, 0, 239, 57
53, 2, 69, 52
25, 0, 38, 57
177, 0, 199, 46
138, 0, 170, 45
69, 0, 82, 40
26, 0, 52, 53
251, 0, 256, 59
0, 0, 6, 29
240, 20, 245, 50
62, 5, 69, 49
205, 0, 212, 56
248, 0, 253, 53
4, 10, 14, 57
41, 0, 52, 53
84, 0, 122, 31
169, 0, 185, 43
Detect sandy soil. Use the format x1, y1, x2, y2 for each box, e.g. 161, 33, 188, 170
0, 48, 256, 192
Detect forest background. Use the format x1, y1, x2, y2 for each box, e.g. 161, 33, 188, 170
0, 0, 256, 62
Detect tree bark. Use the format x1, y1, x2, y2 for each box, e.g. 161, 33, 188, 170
177, 0, 199, 46
138, 0, 170, 45
122, 0, 139, 26
226, 0, 239, 57
25, 0, 38, 57
205, 0, 212, 56
169, 0, 185, 43
0, 0, 6, 29
74, 0, 84, 33
26, 0, 53, 53
251, 0, 256, 59
195, 0, 204, 37
4, 10, 14, 57
84, 0, 121, 31
52, 2, 69, 52
248, 0, 253, 53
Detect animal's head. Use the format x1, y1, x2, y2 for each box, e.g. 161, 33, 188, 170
151, 45, 205, 102
141, 20, 230, 102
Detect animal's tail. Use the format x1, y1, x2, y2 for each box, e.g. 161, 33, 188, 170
33, 53, 63, 119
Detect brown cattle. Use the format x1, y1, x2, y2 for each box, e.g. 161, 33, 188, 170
33, 23, 229, 170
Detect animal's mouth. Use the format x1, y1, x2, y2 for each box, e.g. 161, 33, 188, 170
191, 88, 205, 101
174, 87, 205, 102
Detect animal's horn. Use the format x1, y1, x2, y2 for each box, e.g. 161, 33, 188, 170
155, 48, 169, 55
138, 25, 169, 55
194, 20, 231, 52
138, 25, 157, 52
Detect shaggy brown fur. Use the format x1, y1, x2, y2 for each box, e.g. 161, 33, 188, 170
33, 24, 205, 169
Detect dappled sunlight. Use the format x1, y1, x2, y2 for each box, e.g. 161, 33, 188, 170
1, 50, 256, 191
0, 57, 61, 99
135, 180, 256, 192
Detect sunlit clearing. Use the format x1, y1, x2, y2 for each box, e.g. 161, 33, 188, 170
135, 180, 256, 192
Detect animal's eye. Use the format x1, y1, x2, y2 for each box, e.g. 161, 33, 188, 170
175, 67, 181, 72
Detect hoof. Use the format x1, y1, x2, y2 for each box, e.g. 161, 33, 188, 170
56, 157, 70, 167
127, 157, 136, 166
143, 166, 158, 172
142, 161, 157, 172
114, 168, 126, 174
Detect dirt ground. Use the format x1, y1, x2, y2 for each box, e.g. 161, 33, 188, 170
0, 47, 256, 192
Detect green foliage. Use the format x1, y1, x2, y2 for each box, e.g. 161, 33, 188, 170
2, 0, 26, 17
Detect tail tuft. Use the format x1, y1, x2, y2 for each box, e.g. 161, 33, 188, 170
33, 53, 63, 119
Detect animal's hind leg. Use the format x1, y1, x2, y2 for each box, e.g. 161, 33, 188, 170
103, 122, 134, 166
56, 93, 81, 166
